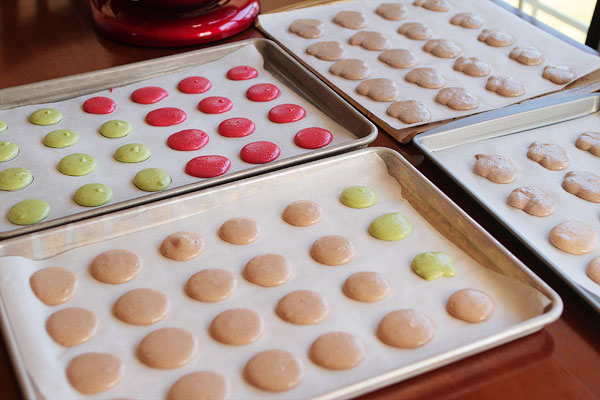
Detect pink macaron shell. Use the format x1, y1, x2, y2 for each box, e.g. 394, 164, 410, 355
167, 129, 209, 151
146, 107, 187, 126
227, 66, 258, 80
218, 118, 255, 138
131, 86, 169, 104
294, 127, 333, 149
240, 141, 281, 164
83, 96, 116, 114
268, 104, 306, 123
178, 76, 212, 94
185, 155, 231, 178
198, 96, 233, 114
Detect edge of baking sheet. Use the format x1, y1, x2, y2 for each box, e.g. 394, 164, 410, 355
414, 93, 600, 313
0, 147, 562, 400
0, 38, 377, 241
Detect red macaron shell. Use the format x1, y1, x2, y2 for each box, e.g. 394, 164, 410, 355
178, 76, 212, 94
185, 155, 231, 178
294, 127, 333, 149
167, 129, 209, 151
146, 107, 187, 126
131, 86, 169, 104
268, 104, 306, 123
227, 65, 258, 80
240, 141, 281, 164
198, 96, 233, 114
217, 118, 255, 138
246, 83, 281, 102
83, 96, 116, 114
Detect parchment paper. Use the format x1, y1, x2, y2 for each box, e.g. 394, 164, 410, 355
258, 0, 600, 130
434, 111, 600, 296
0, 151, 549, 399
0, 45, 356, 234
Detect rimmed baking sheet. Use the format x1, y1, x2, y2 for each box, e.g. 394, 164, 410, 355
0, 148, 561, 399
414, 93, 600, 313
257, 0, 600, 141
0, 39, 376, 240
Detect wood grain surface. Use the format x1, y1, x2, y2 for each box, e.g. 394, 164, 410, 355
0, 1, 599, 399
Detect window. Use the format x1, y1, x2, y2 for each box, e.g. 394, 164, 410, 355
503, 0, 596, 44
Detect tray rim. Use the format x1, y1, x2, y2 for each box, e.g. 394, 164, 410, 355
414, 93, 600, 314
0, 38, 377, 241
0, 147, 562, 400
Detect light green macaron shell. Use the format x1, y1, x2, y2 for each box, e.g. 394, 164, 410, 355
0, 167, 33, 191
134, 168, 171, 192
0, 120, 7, 133
44, 129, 79, 148
0, 142, 19, 162
411, 252, 456, 281
368, 212, 412, 241
340, 186, 377, 209
7, 199, 51, 225
100, 120, 132, 138
58, 153, 97, 176
74, 183, 113, 207
114, 143, 151, 163
29, 108, 63, 126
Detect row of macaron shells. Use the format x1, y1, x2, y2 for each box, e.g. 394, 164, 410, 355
290, 1, 573, 123
472, 136, 600, 284
30, 185, 494, 396
0, 65, 334, 226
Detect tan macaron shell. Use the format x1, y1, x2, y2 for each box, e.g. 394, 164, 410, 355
160, 231, 205, 261
89, 249, 142, 284
310, 235, 357, 266
30, 266, 78, 306
218, 218, 261, 244
244, 349, 304, 392
209, 308, 265, 345
137, 327, 198, 369
46, 307, 99, 347
309, 332, 366, 370
342, 271, 391, 302
447, 288, 495, 323
113, 288, 169, 325
66, 353, 125, 394
282, 200, 324, 226
243, 254, 293, 287
276, 289, 330, 325
167, 371, 232, 400
377, 309, 436, 348
587, 256, 600, 285
185, 269, 238, 302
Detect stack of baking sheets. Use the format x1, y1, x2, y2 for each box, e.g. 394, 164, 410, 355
0, 39, 376, 240
0, 148, 561, 399
415, 94, 600, 312
257, 0, 600, 141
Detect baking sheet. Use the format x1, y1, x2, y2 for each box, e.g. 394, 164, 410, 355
0, 149, 558, 400
257, 0, 600, 135
0, 40, 373, 239
415, 96, 600, 300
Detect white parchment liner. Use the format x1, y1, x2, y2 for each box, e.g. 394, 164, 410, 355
0, 151, 549, 399
0, 45, 356, 234
258, 0, 600, 129
434, 111, 600, 296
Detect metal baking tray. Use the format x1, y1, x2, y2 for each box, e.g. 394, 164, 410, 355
255, 0, 600, 144
414, 93, 600, 313
0, 148, 561, 400
0, 38, 376, 240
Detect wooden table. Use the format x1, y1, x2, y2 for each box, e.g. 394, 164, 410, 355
1, 1, 599, 399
